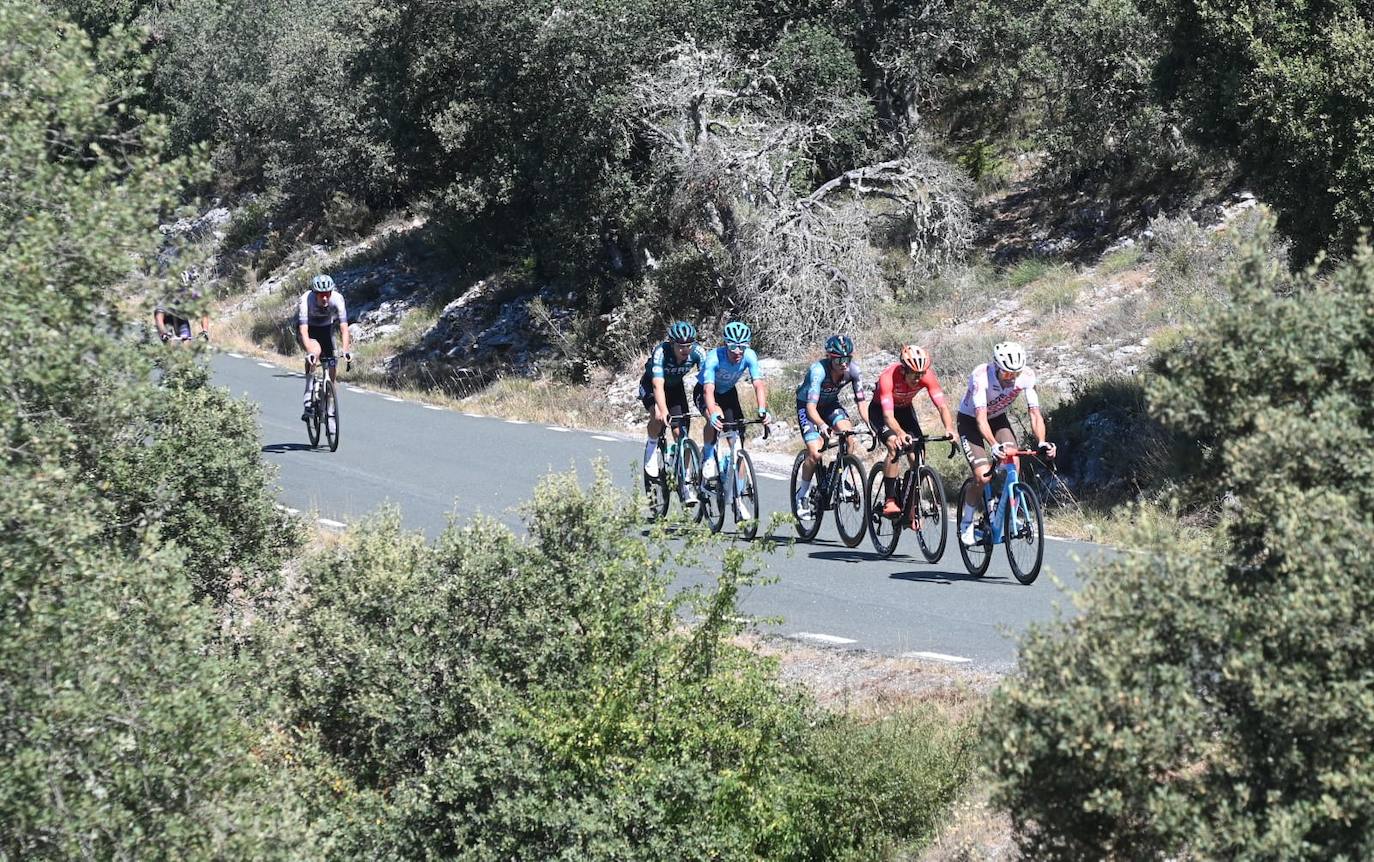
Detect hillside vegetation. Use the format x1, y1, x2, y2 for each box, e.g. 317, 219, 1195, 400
9, 0, 1374, 857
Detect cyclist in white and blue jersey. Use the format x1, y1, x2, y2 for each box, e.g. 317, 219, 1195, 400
638, 321, 706, 480
695, 320, 771, 476
792, 334, 866, 519
296, 274, 351, 421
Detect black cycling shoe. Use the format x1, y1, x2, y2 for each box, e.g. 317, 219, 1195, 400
301, 407, 314, 422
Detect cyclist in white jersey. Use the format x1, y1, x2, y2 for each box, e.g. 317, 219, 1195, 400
956, 341, 1056, 546
296, 274, 351, 421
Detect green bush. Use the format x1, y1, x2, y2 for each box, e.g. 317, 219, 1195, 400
257, 470, 973, 859
987, 240, 1374, 857
91, 360, 299, 604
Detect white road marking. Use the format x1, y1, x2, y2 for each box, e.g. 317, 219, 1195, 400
591, 435, 618, 442
546, 426, 571, 432
256, 362, 275, 369
902, 651, 972, 664
274, 504, 300, 515
317, 517, 347, 529
505, 419, 529, 425
423, 405, 444, 411
384, 396, 404, 403
462, 412, 484, 418
227, 352, 245, 359
793, 632, 857, 645
348, 387, 372, 395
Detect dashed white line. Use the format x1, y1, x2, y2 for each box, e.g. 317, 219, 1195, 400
256, 362, 275, 369
347, 387, 372, 395
591, 435, 617, 442
317, 517, 347, 529
384, 396, 404, 403
423, 405, 444, 411
504, 419, 529, 425
227, 352, 245, 359
462, 412, 484, 418
274, 504, 300, 515
902, 651, 972, 664
546, 426, 571, 432
793, 632, 857, 645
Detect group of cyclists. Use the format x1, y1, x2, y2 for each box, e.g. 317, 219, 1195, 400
162, 268, 1056, 548
639, 320, 1056, 547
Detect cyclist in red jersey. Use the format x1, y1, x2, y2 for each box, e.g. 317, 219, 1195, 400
867, 345, 958, 516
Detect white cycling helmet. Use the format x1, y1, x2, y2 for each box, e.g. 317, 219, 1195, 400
992, 341, 1027, 374
311, 273, 335, 293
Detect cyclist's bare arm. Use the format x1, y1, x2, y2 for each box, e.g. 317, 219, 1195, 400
932, 395, 958, 440
298, 323, 318, 360
704, 382, 720, 419
805, 400, 827, 432
1028, 405, 1047, 446
339, 321, 351, 356
652, 377, 669, 423
153, 309, 168, 339
752, 379, 769, 420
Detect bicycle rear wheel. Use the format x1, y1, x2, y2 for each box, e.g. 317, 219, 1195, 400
644, 446, 670, 521
834, 454, 867, 548
306, 379, 322, 448
913, 465, 947, 563
1004, 484, 1045, 585
790, 451, 822, 541
733, 449, 759, 540
866, 463, 901, 557
956, 478, 993, 577
324, 378, 340, 452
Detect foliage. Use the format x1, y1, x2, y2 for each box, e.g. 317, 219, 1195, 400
1145, 0, 1374, 261
0, 2, 311, 854
258, 471, 973, 859
987, 240, 1374, 857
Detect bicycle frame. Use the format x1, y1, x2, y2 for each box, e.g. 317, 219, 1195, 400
714, 418, 769, 499
657, 415, 693, 490
979, 449, 1035, 545
814, 427, 872, 510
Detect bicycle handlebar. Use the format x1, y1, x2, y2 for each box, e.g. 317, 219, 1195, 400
887, 433, 958, 462
719, 417, 771, 441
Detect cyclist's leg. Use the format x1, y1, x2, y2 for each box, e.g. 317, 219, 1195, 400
168, 314, 191, 346
296, 328, 319, 414
694, 383, 720, 474
868, 400, 903, 498
957, 412, 991, 537
796, 403, 824, 478
715, 389, 744, 483
639, 374, 662, 473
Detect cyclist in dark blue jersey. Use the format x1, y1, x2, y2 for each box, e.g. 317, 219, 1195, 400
639, 321, 705, 483
696, 320, 770, 478
792, 334, 866, 519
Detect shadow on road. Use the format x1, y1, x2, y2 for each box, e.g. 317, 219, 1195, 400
888, 568, 1020, 586
808, 548, 886, 564
262, 442, 320, 454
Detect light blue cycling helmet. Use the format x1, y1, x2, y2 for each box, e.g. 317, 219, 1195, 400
667, 320, 696, 344
723, 320, 752, 346
311, 273, 336, 293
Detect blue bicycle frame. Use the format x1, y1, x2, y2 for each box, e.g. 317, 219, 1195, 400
977, 451, 1030, 545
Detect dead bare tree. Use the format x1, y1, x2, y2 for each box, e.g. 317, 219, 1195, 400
632, 40, 973, 349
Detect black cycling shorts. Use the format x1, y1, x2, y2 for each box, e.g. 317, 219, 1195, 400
694, 383, 743, 424
867, 399, 924, 443
957, 411, 1014, 467
638, 375, 691, 418
297, 324, 337, 359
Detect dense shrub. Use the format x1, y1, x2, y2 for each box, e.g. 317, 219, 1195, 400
258, 471, 974, 859
987, 242, 1374, 857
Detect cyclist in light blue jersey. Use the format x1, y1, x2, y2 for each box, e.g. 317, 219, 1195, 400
792, 334, 866, 519
695, 320, 771, 477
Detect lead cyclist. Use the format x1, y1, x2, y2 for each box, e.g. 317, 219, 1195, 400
955, 340, 1056, 546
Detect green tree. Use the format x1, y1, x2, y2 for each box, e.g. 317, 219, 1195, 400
987, 238, 1374, 858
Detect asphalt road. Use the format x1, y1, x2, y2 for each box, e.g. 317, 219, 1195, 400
214, 352, 1107, 671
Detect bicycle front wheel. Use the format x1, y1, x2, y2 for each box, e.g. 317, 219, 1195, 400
834, 454, 867, 548
645, 448, 670, 522
956, 478, 993, 578
913, 465, 947, 563
703, 454, 727, 534
679, 439, 703, 520
1004, 484, 1045, 585
306, 381, 322, 448
324, 378, 340, 452
733, 450, 759, 540
866, 463, 900, 558
790, 451, 821, 541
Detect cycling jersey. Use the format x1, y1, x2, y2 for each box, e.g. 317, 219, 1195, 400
958, 362, 1039, 418
643, 341, 705, 383
701, 346, 762, 394
297, 291, 347, 328
874, 363, 946, 412
795, 359, 864, 408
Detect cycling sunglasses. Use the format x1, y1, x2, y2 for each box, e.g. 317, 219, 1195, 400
725, 340, 750, 351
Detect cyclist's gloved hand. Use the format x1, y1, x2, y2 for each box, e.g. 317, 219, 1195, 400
757, 406, 769, 423
1038, 441, 1057, 460
990, 441, 1010, 460
947, 440, 960, 460
197, 329, 209, 342
710, 411, 724, 431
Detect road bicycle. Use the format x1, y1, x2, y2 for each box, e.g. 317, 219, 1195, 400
699, 417, 770, 539
645, 414, 703, 521
789, 427, 874, 547
956, 447, 1046, 584
303, 353, 349, 452
865, 434, 957, 561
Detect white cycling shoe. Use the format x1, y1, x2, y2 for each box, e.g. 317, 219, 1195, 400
959, 521, 978, 546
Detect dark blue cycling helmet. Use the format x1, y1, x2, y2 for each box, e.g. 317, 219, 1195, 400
723, 320, 752, 346
667, 320, 696, 344
825, 334, 854, 358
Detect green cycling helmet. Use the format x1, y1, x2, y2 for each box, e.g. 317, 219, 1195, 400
667, 320, 696, 344
723, 320, 752, 346
824, 334, 854, 358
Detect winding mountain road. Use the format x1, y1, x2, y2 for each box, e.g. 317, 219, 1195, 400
214, 352, 1107, 671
